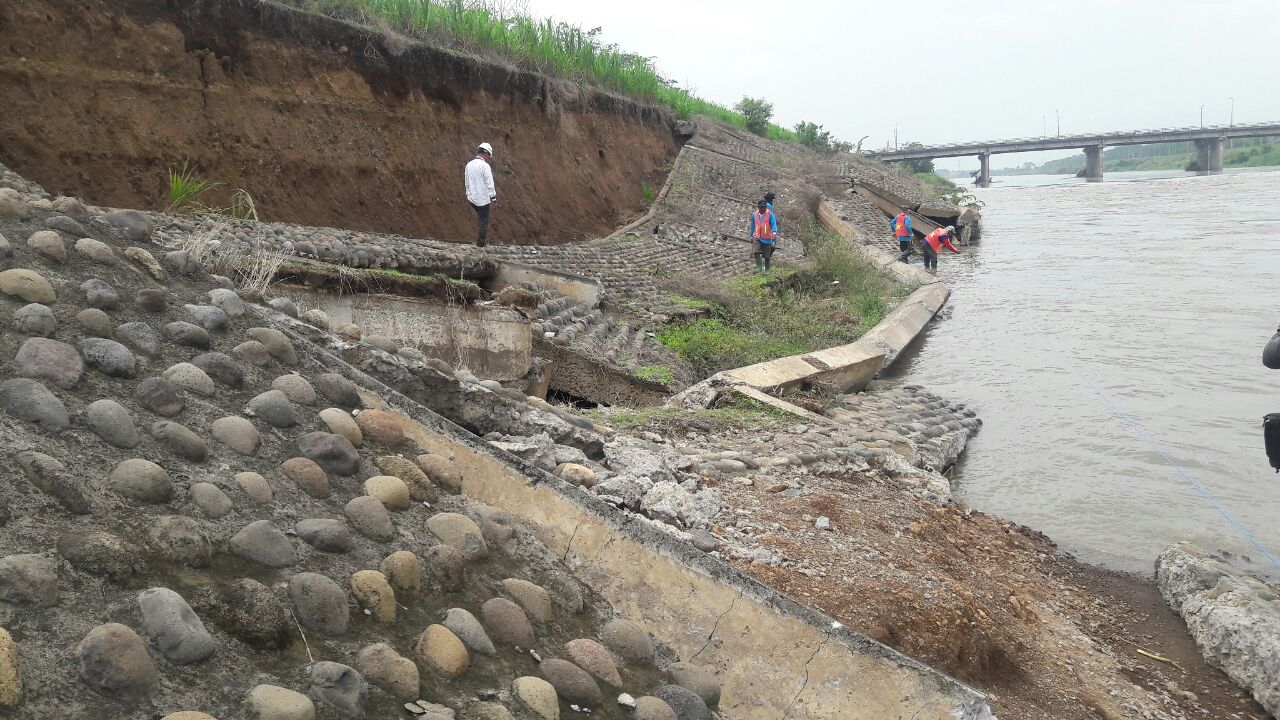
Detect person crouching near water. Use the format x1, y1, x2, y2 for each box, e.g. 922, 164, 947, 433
749, 199, 778, 272
921, 225, 960, 272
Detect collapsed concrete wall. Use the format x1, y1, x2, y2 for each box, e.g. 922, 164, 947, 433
274, 284, 532, 381
1156, 543, 1280, 716
0, 0, 678, 243
275, 310, 997, 719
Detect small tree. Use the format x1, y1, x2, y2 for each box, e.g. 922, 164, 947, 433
734, 96, 774, 135
795, 121, 830, 150
899, 142, 935, 174
795, 121, 855, 154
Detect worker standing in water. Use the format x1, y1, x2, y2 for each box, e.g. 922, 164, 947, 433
749, 199, 778, 272
890, 206, 913, 262
921, 225, 960, 273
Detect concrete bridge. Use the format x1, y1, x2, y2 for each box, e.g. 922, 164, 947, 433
865, 121, 1280, 187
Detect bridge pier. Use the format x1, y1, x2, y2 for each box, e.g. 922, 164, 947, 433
1194, 137, 1225, 173
1084, 144, 1104, 182
976, 152, 991, 188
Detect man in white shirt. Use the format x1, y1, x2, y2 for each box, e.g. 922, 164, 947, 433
464, 142, 497, 246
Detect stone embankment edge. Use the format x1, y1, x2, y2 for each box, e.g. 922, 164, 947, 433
256, 307, 995, 719
668, 199, 950, 412
607, 143, 691, 240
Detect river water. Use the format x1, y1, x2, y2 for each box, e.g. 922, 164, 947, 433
886, 168, 1280, 575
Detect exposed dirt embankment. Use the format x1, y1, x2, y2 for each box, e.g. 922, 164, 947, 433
0, 0, 678, 243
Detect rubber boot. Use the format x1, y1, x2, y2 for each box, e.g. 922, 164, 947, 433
754, 256, 763, 272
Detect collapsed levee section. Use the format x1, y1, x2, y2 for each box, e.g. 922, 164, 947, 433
272, 312, 995, 719
274, 284, 533, 382
1156, 543, 1280, 716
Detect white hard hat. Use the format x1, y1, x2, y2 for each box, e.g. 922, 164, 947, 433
478, 142, 494, 156
945, 225, 955, 233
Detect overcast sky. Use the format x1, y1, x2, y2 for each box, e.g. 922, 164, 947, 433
524, 0, 1280, 170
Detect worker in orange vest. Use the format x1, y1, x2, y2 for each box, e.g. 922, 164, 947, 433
890, 206, 914, 262
921, 225, 960, 272
749, 199, 778, 272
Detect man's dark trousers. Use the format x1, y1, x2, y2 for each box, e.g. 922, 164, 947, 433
471, 202, 491, 246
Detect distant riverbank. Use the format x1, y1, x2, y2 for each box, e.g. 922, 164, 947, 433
992, 136, 1280, 176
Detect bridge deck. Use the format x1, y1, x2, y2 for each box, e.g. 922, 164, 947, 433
867, 122, 1280, 161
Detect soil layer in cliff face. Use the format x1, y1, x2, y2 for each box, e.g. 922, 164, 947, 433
0, 0, 678, 244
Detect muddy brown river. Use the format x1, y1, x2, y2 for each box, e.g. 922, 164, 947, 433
886, 168, 1280, 575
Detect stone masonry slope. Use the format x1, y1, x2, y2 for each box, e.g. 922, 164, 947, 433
0, 175, 731, 720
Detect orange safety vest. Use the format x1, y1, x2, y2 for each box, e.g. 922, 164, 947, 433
894, 213, 910, 237
924, 228, 949, 251
752, 210, 775, 240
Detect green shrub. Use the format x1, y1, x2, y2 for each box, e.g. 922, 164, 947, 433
794, 121, 852, 154
733, 96, 774, 135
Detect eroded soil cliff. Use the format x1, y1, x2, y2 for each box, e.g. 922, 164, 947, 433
0, 0, 678, 243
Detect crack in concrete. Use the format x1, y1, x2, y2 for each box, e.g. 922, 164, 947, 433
583, 536, 617, 570
561, 521, 582, 564
782, 631, 833, 719
690, 588, 744, 661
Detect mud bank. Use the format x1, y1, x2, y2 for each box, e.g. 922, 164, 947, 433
0, 0, 678, 243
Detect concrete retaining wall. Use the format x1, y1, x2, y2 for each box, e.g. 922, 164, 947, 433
722, 342, 884, 395
858, 282, 951, 366
534, 339, 671, 406
491, 261, 604, 308
276, 311, 994, 719
276, 285, 532, 380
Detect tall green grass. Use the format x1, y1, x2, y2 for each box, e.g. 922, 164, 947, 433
167, 162, 220, 214
302, 0, 794, 136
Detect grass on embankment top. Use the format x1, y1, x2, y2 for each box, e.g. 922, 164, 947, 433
657, 219, 909, 378
297, 0, 795, 141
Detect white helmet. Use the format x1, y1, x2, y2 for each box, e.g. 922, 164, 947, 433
945, 225, 955, 233
478, 142, 494, 156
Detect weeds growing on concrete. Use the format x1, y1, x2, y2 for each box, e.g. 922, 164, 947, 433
633, 364, 675, 386
221, 244, 291, 296
167, 221, 289, 295
668, 294, 714, 311
658, 218, 902, 377
587, 393, 790, 433
297, 0, 796, 137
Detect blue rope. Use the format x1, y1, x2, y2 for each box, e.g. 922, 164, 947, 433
1044, 339, 1280, 569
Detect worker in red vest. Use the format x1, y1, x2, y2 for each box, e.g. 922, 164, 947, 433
749, 199, 778, 272
921, 225, 960, 272
890, 206, 913, 262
